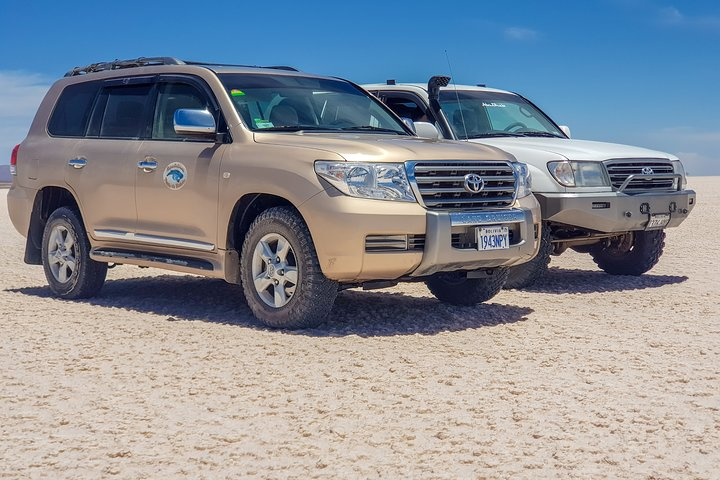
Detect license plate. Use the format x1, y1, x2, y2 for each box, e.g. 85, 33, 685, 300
646, 213, 671, 230
476, 226, 510, 251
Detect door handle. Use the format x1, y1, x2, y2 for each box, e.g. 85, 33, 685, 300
137, 159, 158, 173
68, 158, 87, 169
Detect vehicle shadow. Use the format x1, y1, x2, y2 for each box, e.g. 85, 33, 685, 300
8, 275, 534, 337
523, 266, 688, 294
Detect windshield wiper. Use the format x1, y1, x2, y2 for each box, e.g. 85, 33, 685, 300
339, 126, 404, 134
466, 132, 523, 139
515, 131, 564, 138
256, 125, 340, 132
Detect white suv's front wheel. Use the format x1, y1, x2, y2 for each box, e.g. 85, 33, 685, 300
590, 230, 665, 276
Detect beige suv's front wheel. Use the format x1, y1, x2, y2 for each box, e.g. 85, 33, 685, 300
240, 207, 338, 329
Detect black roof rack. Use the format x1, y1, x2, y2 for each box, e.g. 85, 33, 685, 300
65, 57, 183, 77
65, 57, 299, 77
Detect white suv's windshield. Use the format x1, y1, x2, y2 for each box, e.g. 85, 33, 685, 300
439, 90, 564, 139
219, 73, 409, 135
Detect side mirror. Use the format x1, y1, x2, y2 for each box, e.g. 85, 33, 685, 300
174, 109, 217, 135
414, 121, 441, 140
559, 125, 571, 138
400, 117, 416, 133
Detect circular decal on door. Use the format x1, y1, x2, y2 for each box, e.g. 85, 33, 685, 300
163, 162, 187, 190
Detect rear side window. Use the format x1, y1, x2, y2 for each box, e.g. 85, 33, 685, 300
99, 85, 152, 139
48, 82, 100, 137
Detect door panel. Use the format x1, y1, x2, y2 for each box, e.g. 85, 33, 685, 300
66, 139, 140, 235
135, 141, 223, 247
134, 80, 223, 249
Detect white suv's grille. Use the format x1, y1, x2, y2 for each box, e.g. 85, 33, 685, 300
409, 161, 517, 210
605, 159, 676, 192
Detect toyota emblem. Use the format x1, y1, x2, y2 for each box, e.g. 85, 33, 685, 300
463, 173, 484, 194
641, 167, 654, 175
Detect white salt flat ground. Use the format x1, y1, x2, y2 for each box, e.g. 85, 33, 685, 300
0, 178, 718, 479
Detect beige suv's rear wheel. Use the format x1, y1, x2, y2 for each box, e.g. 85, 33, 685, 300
240, 207, 338, 329
41, 207, 107, 299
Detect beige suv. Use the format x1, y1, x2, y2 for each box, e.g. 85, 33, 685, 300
8, 57, 540, 329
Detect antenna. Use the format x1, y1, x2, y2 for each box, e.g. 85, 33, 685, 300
445, 50, 468, 141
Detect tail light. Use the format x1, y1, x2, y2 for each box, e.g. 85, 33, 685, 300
10, 144, 19, 176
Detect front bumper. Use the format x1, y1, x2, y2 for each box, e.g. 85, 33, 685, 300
300, 190, 540, 282
535, 189, 696, 232
410, 205, 539, 276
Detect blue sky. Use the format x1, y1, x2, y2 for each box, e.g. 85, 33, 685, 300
1, 0, 718, 174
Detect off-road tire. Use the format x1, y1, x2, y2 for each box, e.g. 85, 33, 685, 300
41, 207, 107, 299
504, 222, 552, 289
426, 268, 509, 305
240, 207, 338, 329
590, 230, 666, 276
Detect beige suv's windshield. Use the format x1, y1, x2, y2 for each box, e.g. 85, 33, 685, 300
439, 90, 564, 140
219, 73, 409, 134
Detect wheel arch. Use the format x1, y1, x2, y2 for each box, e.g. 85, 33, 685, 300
226, 193, 305, 252
25, 186, 83, 265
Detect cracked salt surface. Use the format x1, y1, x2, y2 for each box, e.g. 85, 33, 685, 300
0, 179, 718, 478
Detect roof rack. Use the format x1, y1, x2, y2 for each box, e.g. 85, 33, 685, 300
65, 57, 299, 77
65, 57, 184, 77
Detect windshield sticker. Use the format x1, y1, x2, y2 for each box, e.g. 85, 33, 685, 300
230, 89, 245, 97
482, 102, 507, 108
254, 118, 274, 129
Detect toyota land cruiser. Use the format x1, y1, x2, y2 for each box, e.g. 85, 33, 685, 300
7, 58, 540, 328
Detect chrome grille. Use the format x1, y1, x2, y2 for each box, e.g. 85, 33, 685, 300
605, 159, 676, 192
409, 161, 517, 210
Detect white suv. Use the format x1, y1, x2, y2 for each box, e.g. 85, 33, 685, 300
364, 77, 696, 287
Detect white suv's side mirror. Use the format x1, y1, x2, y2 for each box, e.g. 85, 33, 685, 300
559, 125, 571, 138
414, 121, 441, 140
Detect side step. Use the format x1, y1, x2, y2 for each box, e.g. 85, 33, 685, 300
91, 248, 214, 271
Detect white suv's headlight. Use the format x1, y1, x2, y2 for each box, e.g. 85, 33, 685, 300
672, 160, 687, 190
315, 161, 416, 202
512, 162, 532, 198
547, 160, 609, 187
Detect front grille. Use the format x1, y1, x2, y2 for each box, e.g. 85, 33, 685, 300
605, 159, 676, 192
409, 161, 516, 210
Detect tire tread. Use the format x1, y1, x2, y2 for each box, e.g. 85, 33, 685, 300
240, 207, 338, 329
590, 230, 666, 276
505, 222, 552, 289
426, 269, 509, 305
42, 207, 107, 299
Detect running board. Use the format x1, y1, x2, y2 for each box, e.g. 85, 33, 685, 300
90, 248, 214, 271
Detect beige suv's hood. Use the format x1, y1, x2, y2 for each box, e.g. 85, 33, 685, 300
253, 132, 515, 162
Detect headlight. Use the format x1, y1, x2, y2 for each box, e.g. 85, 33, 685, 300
672, 160, 687, 190
314, 161, 416, 202
512, 162, 532, 198
547, 161, 609, 187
